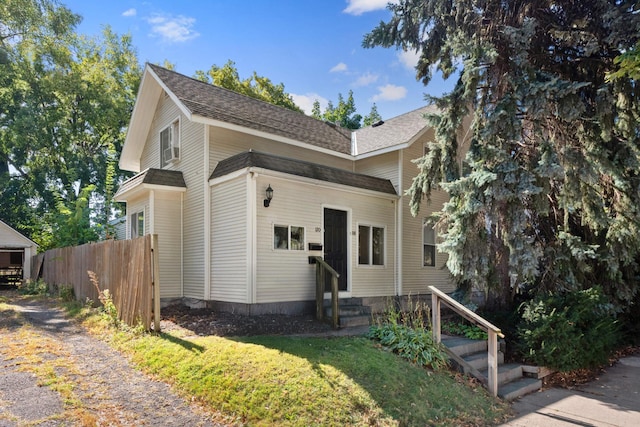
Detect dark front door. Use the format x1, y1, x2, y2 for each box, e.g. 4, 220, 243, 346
323, 208, 348, 292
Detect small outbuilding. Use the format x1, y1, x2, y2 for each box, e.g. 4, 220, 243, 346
0, 219, 38, 285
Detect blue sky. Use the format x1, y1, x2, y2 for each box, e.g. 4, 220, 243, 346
62, 0, 455, 121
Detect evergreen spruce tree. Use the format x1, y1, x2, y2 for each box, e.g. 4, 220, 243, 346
365, 1, 640, 310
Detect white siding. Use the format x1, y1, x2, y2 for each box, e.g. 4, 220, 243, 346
140, 94, 182, 171
255, 176, 396, 303
153, 192, 182, 298
210, 177, 248, 302
401, 133, 455, 294
209, 127, 353, 171
181, 120, 205, 299
355, 151, 400, 189
134, 93, 205, 298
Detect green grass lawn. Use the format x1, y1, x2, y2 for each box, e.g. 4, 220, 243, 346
85, 315, 510, 426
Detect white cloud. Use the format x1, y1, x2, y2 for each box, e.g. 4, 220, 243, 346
352, 72, 379, 87
330, 62, 348, 73
122, 8, 137, 17
398, 49, 420, 70
291, 93, 328, 116
343, 0, 398, 16
370, 84, 407, 102
146, 14, 200, 43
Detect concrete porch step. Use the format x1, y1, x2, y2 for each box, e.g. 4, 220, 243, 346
498, 377, 543, 401
479, 363, 523, 386
441, 335, 487, 357
462, 350, 505, 371
323, 298, 372, 328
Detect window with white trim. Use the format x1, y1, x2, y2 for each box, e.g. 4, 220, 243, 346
274, 225, 305, 250
130, 211, 144, 238
160, 119, 180, 167
358, 225, 384, 266
423, 220, 436, 267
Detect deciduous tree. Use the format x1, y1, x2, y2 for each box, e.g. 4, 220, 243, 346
194, 60, 302, 113
1, 0, 140, 248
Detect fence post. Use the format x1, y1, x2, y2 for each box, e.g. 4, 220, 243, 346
315, 260, 323, 321
151, 234, 161, 332
431, 292, 441, 343
331, 274, 339, 329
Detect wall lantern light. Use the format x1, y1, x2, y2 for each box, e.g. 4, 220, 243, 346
264, 184, 273, 207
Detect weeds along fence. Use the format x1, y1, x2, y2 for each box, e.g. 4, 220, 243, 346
31, 235, 160, 330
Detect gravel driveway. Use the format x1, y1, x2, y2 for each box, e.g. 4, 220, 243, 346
0, 293, 230, 426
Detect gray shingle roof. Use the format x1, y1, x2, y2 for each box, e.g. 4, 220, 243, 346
354, 105, 438, 155
115, 168, 186, 197
210, 151, 397, 195
148, 64, 352, 155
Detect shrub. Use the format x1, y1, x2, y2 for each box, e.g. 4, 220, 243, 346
18, 279, 48, 295
517, 287, 620, 371
368, 297, 449, 370
442, 320, 488, 340
57, 284, 75, 302
88, 271, 119, 327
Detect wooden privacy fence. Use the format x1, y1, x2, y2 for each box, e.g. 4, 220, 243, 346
31, 235, 160, 331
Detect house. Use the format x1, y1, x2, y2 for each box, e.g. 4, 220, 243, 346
0, 219, 38, 285
115, 64, 465, 314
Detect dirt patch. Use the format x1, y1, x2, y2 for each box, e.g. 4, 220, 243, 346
160, 304, 335, 337
0, 292, 229, 426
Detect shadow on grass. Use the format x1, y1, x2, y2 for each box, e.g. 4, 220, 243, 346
157, 331, 205, 353
232, 334, 508, 426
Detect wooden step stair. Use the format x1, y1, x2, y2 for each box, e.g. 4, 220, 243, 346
442, 335, 542, 400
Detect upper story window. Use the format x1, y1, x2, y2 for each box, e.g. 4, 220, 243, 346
358, 224, 384, 266
423, 219, 436, 267
160, 119, 180, 167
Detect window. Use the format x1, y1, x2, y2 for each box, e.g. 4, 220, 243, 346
359, 225, 384, 266
274, 225, 305, 250
160, 119, 180, 167
9, 252, 22, 266
423, 220, 436, 267
130, 211, 144, 238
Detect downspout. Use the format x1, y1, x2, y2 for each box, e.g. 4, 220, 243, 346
203, 125, 211, 300
149, 190, 155, 234
397, 150, 403, 297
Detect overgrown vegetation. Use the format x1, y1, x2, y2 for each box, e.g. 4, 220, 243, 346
55, 295, 508, 426
368, 298, 449, 370
17, 278, 49, 295
442, 320, 488, 341
517, 287, 621, 371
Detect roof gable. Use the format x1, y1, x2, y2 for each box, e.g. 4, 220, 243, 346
119, 64, 353, 172
353, 105, 438, 156
0, 219, 37, 248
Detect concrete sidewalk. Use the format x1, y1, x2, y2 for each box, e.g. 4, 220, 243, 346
501, 353, 640, 426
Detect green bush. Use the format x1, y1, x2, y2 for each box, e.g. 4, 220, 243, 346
57, 284, 75, 302
442, 320, 488, 340
368, 297, 449, 370
517, 287, 620, 371
18, 279, 48, 295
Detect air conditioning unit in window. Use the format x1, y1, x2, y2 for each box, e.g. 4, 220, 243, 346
163, 146, 179, 163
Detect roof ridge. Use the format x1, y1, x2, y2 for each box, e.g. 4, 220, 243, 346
146, 62, 352, 152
